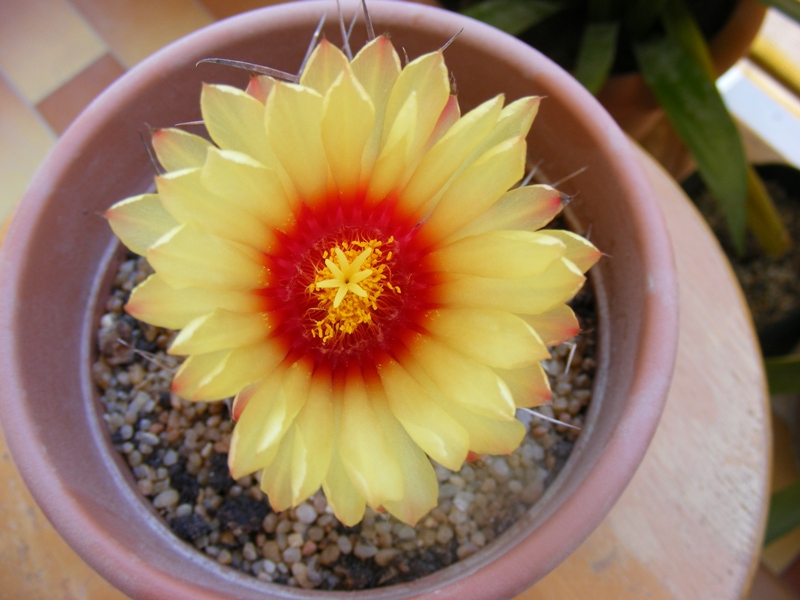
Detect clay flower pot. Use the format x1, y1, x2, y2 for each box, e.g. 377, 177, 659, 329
0, 1, 678, 598
597, 0, 766, 140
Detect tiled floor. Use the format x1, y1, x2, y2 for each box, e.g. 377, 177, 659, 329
0, 0, 285, 224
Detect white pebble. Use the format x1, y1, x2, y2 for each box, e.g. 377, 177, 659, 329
295, 502, 317, 524
292, 562, 314, 589
243, 542, 258, 562
436, 525, 454, 544
439, 483, 460, 499
337, 536, 353, 554
521, 480, 544, 503
433, 464, 450, 482
374, 548, 400, 567
453, 491, 474, 512
283, 547, 302, 565
396, 525, 416, 540
457, 542, 480, 559
162, 449, 178, 467
353, 542, 378, 560
488, 458, 511, 483
263, 559, 276, 574
153, 489, 179, 508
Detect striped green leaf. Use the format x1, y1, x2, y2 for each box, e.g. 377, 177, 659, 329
573, 22, 620, 95
462, 0, 564, 36
634, 34, 748, 253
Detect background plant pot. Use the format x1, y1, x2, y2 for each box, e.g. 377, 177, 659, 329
0, 1, 678, 599
597, 0, 766, 140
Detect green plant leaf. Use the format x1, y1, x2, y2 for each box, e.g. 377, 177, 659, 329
587, 0, 625, 21
573, 22, 620, 95
462, 0, 564, 36
624, 0, 668, 38
661, 0, 715, 78
756, 0, 800, 23
634, 35, 748, 254
660, 0, 791, 256
765, 354, 800, 395
746, 166, 792, 257
766, 479, 800, 546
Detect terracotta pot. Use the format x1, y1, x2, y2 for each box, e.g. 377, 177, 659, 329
0, 1, 678, 599
597, 0, 766, 140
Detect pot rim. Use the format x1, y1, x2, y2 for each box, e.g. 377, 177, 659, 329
0, 2, 679, 598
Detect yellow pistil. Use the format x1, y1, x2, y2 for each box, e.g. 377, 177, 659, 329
309, 238, 400, 343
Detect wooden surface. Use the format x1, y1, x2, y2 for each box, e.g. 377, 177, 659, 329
0, 146, 771, 598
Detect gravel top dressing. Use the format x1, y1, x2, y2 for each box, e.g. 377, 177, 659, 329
93, 252, 597, 590
691, 170, 800, 331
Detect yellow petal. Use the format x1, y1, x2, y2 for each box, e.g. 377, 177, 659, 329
339, 366, 404, 507
201, 147, 294, 229
400, 354, 526, 455
289, 368, 335, 504
299, 38, 350, 94
377, 357, 469, 471
366, 91, 416, 204
399, 95, 503, 214
201, 83, 296, 200
155, 168, 275, 251
426, 230, 565, 279
433, 258, 585, 315
445, 184, 563, 243
464, 96, 540, 166
246, 75, 275, 103
265, 82, 327, 206
381, 51, 449, 165
321, 66, 375, 198
406, 335, 516, 421
350, 36, 401, 179
168, 309, 273, 355
420, 137, 526, 244
171, 349, 230, 400
495, 363, 552, 407
258, 426, 296, 511
106, 194, 178, 256
368, 382, 439, 525
126, 274, 263, 330
520, 304, 580, 346
201, 84, 266, 161
191, 337, 290, 401
421, 307, 550, 370
323, 380, 367, 525
539, 230, 602, 273
421, 94, 461, 156
232, 381, 259, 421
229, 359, 311, 477
151, 128, 212, 172
147, 223, 267, 290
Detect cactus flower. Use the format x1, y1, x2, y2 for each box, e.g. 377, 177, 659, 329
107, 34, 600, 526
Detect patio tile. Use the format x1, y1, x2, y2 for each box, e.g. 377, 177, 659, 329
0, 73, 56, 221
197, 0, 285, 20
0, 0, 106, 103
36, 53, 125, 135
69, 0, 214, 68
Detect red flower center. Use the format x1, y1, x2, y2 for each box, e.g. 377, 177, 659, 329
264, 196, 436, 369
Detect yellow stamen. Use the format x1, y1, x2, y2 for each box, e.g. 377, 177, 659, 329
310, 238, 399, 343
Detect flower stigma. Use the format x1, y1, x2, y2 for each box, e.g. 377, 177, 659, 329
309, 238, 401, 343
